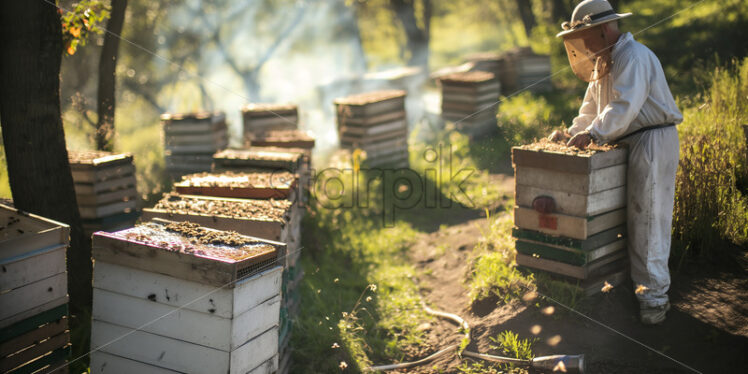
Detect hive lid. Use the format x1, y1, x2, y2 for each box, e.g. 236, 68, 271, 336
0, 204, 70, 261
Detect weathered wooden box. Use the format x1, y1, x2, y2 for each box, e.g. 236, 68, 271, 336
163, 112, 229, 179
512, 144, 628, 217
90, 221, 284, 374
0, 204, 70, 373
68, 151, 138, 222
513, 226, 626, 267
213, 148, 306, 173
174, 171, 298, 201
242, 103, 298, 134
245, 129, 315, 151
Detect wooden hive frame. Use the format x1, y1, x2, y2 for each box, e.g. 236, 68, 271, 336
68, 151, 138, 220
334, 90, 406, 119
174, 171, 299, 200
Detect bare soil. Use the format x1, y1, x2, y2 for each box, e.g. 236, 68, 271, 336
401, 180, 748, 373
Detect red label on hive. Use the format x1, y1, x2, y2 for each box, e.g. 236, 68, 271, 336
538, 215, 558, 230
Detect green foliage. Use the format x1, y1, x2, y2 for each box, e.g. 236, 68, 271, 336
467, 211, 535, 304
672, 58, 748, 259
490, 330, 535, 361
532, 271, 585, 313
497, 90, 581, 146
60, 0, 110, 55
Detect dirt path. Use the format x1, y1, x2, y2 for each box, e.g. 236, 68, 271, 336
404, 201, 748, 373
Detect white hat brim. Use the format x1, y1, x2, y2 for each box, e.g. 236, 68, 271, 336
556, 13, 632, 38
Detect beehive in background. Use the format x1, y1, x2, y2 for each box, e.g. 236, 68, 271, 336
213, 147, 310, 205
241, 104, 298, 136
512, 142, 628, 295
494, 47, 552, 94
162, 112, 228, 179
89, 220, 284, 374
438, 71, 500, 138
68, 151, 139, 235
142, 193, 302, 374
335, 90, 409, 168
1, 204, 70, 374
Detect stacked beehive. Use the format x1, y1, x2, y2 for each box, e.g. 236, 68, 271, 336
168, 170, 303, 372
466, 52, 502, 79
335, 90, 409, 168
1, 204, 70, 374
162, 111, 228, 179
512, 141, 629, 295
68, 151, 139, 235
495, 47, 552, 94
141, 193, 301, 374
438, 71, 500, 137
213, 147, 310, 205
241, 103, 298, 136
89, 220, 284, 374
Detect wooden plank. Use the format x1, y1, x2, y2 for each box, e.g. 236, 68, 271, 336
515, 164, 626, 195
93, 262, 282, 319
441, 100, 496, 113
0, 331, 69, 373
74, 176, 135, 196
0, 273, 67, 323
0, 317, 67, 356
76, 187, 138, 207
0, 297, 67, 330
79, 200, 137, 220
69, 152, 132, 170
90, 351, 181, 374
244, 116, 298, 130
0, 244, 66, 293
441, 90, 499, 104
0, 304, 67, 343
229, 327, 278, 374
140, 210, 286, 242
92, 229, 280, 289
0, 206, 70, 261
515, 251, 627, 280
165, 129, 227, 146
515, 184, 626, 217
247, 354, 279, 374
335, 96, 405, 118
511, 147, 627, 174
512, 226, 626, 251
165, 141, 227, 155
71, 164, 135, 184
92, 288, 280, 351
513, 207, 625, 240
339, 119, 406, 137
340, 129, 408, 146
515, 238, 626, 266
5, 346, 69, 374
336, 110, 405, 127
91, 320, 230, 374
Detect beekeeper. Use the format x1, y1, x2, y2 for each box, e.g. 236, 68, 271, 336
548, 0, 683, 324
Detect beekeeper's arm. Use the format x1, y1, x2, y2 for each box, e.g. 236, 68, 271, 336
584, 56, 649, 143
567, 83, 598, 136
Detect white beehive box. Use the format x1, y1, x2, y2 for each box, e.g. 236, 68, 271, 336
0, 204, 71, 373
89, 220, 284, 374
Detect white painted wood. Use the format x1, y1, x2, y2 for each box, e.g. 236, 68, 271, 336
76, 187, 139, 206
90, 351, 182, 374
74, 176, 136, 195
140, 210, 286, 242
247, 354, 279, 374
0, 205, 70, 261
92, 262, 282, 319
91, 320, 229, 374
515, 185, 626, 217
515, 164, 626, 195
72, 164, 136, 183
0, 243, 66, 293
79, 199, 137, 219
0, 296, 67, 329
0, 272, 67, 322
513, 207, 626, 240
230, 327, 278, 374
92, 288, 280, 351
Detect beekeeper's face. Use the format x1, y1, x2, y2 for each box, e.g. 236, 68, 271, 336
562, 24, 613, 82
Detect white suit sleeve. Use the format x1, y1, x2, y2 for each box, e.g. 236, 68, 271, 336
586, 57, 649, 142
568, 83, 597, 135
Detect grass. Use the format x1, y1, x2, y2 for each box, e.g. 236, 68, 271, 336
672, 58, 748, 261
458, 331, 536, 374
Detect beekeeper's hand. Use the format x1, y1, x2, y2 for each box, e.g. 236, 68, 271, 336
567, 131, 592, 149
548, 130, 570, 142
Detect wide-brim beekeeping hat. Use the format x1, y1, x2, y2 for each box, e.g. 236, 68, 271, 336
556, 0, 632, 38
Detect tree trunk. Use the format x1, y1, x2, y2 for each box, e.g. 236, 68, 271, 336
96, 0, 128, 151
515, 0, 537, 38
389, 0, 431, 69
0, 1, 92, 314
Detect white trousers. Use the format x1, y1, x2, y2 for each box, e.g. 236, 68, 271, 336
619, 126, 679, 308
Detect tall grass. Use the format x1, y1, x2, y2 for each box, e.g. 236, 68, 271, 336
673, 58, 748, 260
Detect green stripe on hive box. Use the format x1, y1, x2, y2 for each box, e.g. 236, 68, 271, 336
515, 237, 626, 266
515, 250, 627, 280
513, 207, 625, 240
512, 225, 626, 251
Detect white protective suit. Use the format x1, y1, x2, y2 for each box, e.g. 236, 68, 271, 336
567, 32, 683, 308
